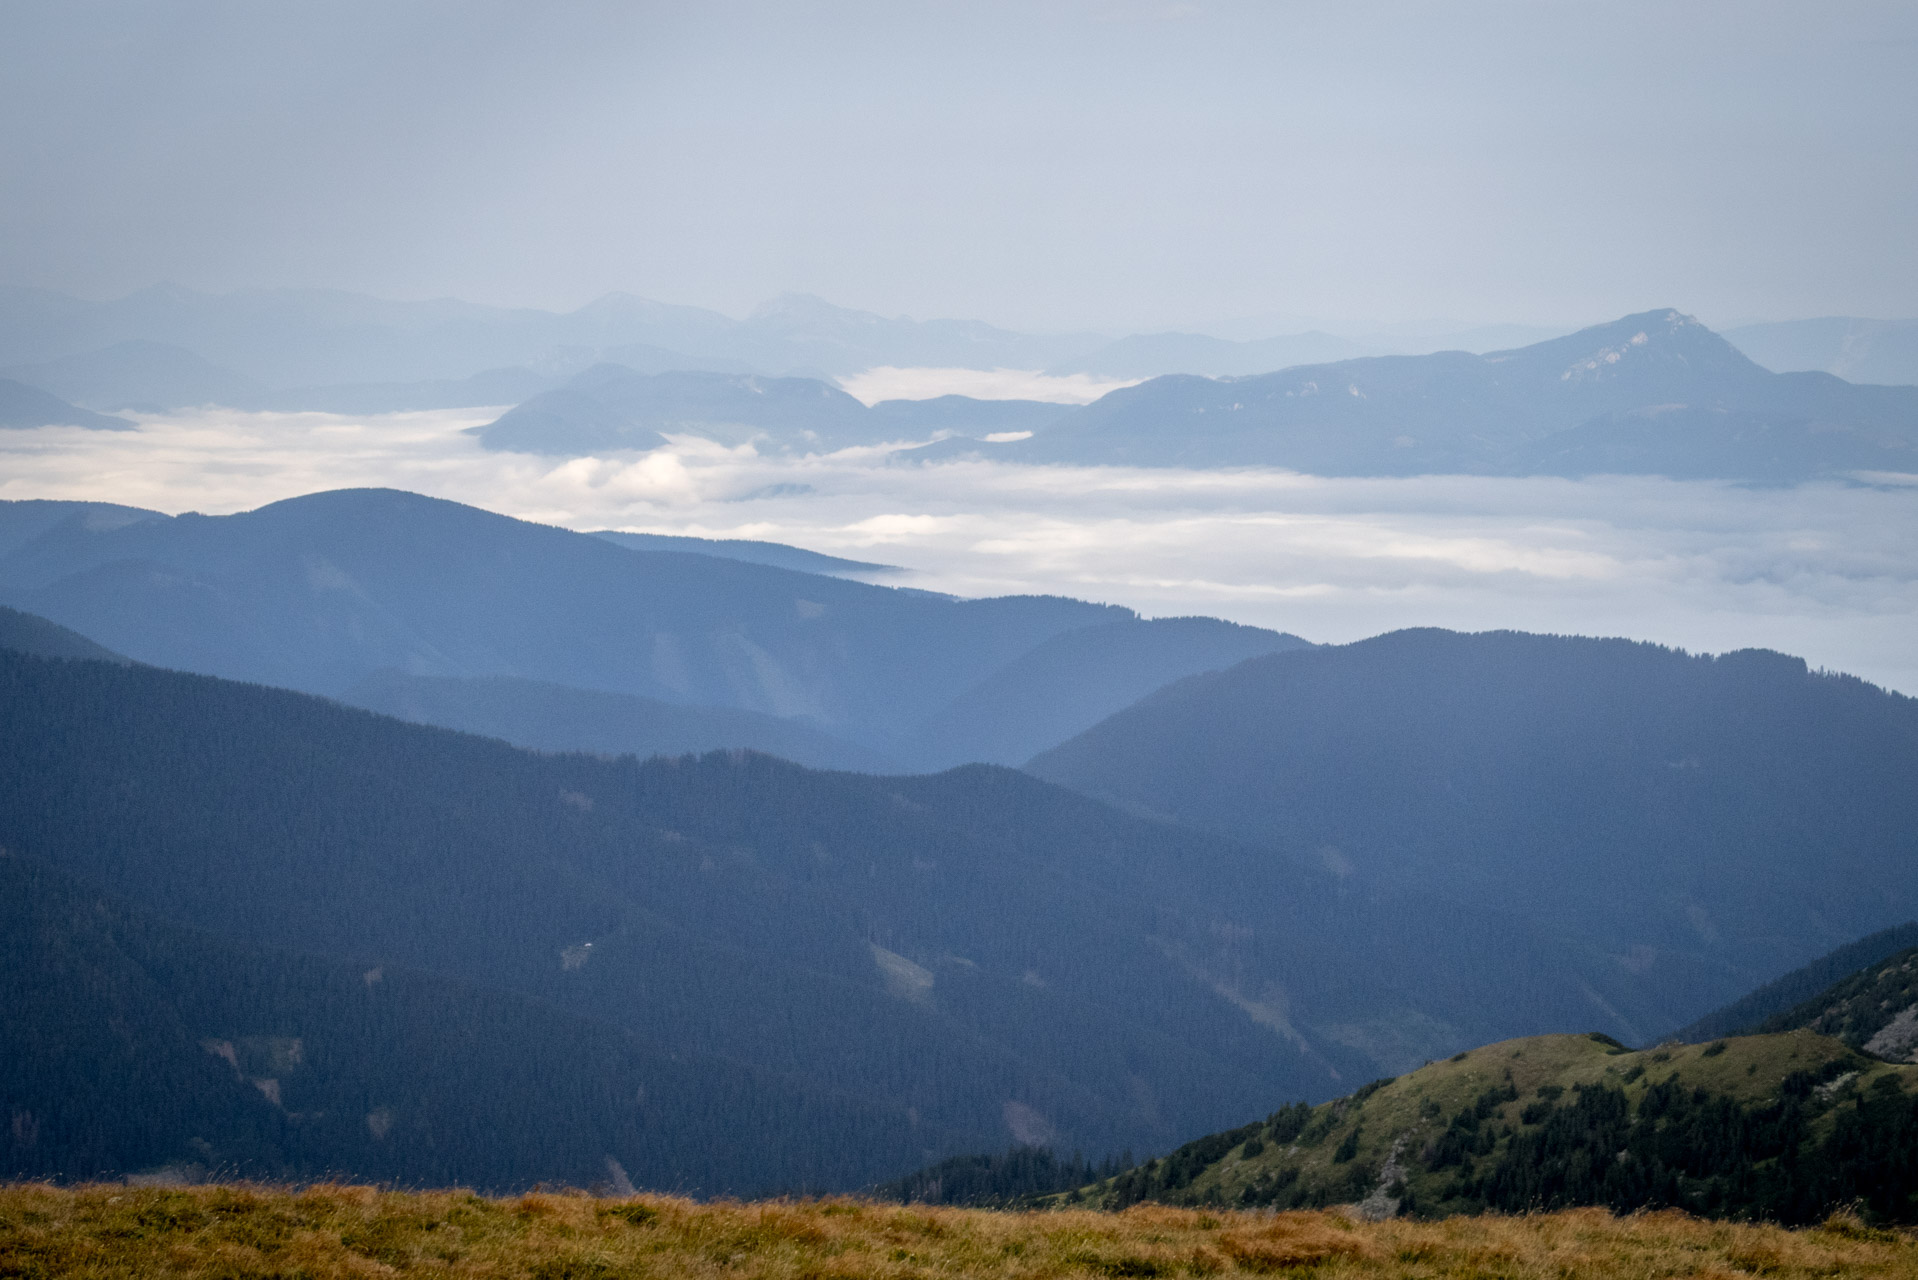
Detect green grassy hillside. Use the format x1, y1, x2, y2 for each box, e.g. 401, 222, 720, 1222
1064, 1031, 1918, 1226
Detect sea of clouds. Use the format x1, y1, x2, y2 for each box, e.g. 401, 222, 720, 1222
4, 406, 1915, 695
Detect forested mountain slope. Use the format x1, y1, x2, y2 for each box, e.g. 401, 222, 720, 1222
1030, 628, 1918, 1021
1745, 945, 1918, 1061
1054, 930, 1918, 1225
1677, 921, 1918, 1045
1063, 1031, 1918, 1225
0, 649, 1715, 1185
0, 604, 128, 663
0, 852, 931, 1193
337, 670, 897, 773
0, 488, 1304, 765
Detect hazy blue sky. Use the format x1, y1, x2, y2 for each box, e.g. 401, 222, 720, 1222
3, 0, 1915, 332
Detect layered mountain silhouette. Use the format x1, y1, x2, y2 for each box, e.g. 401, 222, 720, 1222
589, 530, 895, 577
1727, 317, 1918, 386
0, 283, 1103, 396
5, 286, 1911, 483
470, 365, 1069, 454
0, 377, 131, 430
0, 489, 1305, 767
2, 340, 265, 412
1006, 310, 1918, 480
462, 310, 1917, 482
1029, 628, 1918, 1022
0, 644, 1690, 1185
336, 670, 896, 773
0, 604, 129, 663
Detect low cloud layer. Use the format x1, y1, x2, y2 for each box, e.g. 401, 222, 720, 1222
4, 408, 1915, 695
836, 367, 1140, 405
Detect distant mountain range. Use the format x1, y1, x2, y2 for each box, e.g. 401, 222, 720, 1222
1725, 317, 1918, 387
0, 376, 130, 431
6, 285, 1908, 466
468, 366, 1068, 454
0, 489, 1308, 770
0, 284, 1105, 405
461, 310, 1918, 482
993, 310, 1918, 480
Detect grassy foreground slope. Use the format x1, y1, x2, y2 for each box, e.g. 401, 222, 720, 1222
1068, 1032, 1918, 1226
4, 1185, 1915, 1280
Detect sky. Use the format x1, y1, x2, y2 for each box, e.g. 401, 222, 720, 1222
3, 0, 1916, 333
4, 409, 1915, 697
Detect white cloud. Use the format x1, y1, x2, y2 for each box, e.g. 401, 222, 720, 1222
4, 407, 1917, 696
836, 366, 1141, 405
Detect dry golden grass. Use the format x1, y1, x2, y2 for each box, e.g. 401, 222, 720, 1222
2, 1184, 1915, 1279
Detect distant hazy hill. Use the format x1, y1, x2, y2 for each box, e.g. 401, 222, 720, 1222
0, 647, 1699, 1182
1727, 317, 1918, 386
0, 283, 1107, 391
2, 340, 263, 411
0, 604, 129, 663
904, 616, 1312, 770
0, 489, 1328, 769
0, 377, 131, 430
1030, 628, 1918, 1023
0, 489, 1124, 748
473, 367, 877, 452
1055, 1030, 1918, 1225
472, 365, 1068, 454
590, 529, 895, 577
336, 669, 898, 773
1013, 310, 1918, 481
0, 499, 164, 560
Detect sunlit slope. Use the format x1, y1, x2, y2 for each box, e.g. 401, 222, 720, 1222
1030, 627, 1918, 1024
1068, 1031, 1918, 1225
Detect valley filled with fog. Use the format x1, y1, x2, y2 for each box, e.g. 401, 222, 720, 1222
3, 400, 1914, 695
